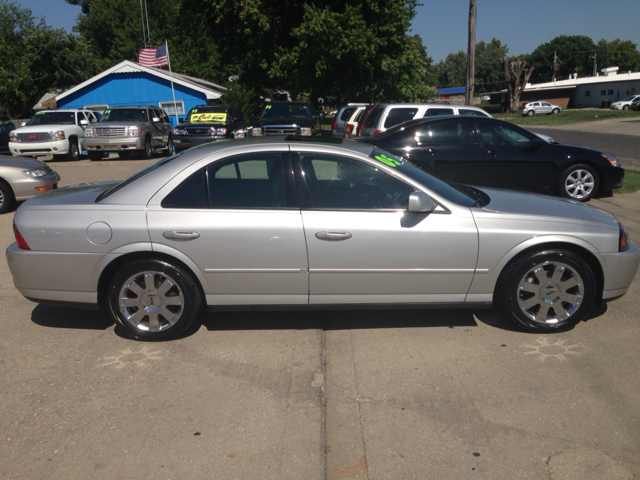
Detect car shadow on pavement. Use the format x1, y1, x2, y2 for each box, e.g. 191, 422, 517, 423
202, 307, 479, 332
30, 304, 114, 330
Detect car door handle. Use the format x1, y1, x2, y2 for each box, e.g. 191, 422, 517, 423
486, 149, 498, 156
163, 231, 201, 240
427, 148, 438, 154
315, 231, 352, 241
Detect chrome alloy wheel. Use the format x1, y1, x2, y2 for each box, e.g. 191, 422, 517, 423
517, 261, 584, 325
118, 270, 185, 332
564, 168, 595, 199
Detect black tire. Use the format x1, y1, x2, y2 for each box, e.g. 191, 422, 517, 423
498, 249, 596, 333
67, 139, 80, 161
527, 110, 535, 117
552, 108, 560, 114
0, 181, 15, 214
558, 163, 599, 201
117, 151, 133, 160
623, 105, 630, 111
139, 136, 153, 159
108, 258, 202, 340
164, 134, 173, 156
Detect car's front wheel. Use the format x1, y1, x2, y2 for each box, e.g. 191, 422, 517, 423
552, 108, 560, 114
0, 182, 15, 214
527, 110, 535, 117
498, 249, 596, 333
108, 259, 202, 340
623, 105, 630, 111
140, 136, 153, 159
559, 164, 599, 201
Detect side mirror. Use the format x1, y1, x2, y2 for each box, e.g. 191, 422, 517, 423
152, 117, 160, 122
179, 118, 184, 123
80, 119, 89, 126
407, 191, 437, 213
21, 122, 26, 127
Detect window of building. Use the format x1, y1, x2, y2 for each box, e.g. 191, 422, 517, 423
608, 90, 614, 95
585, 91, 590, 97
600, 90, 606, 96
159, 100, 185, 115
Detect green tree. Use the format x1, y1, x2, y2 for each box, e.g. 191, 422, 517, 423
435, 51, 467, 87
527, 35, 597, 82
474, 38, 508, 93
0, 0, 97, 117
596, 39, 640, 73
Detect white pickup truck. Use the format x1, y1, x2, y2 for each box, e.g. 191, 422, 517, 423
8, 109, 100, 161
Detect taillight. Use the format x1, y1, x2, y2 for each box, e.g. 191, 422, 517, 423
374, 130, 382, 135
332, 121, 337, 133
13, 223, 30, 250
346, 124, 354, 135
357, 124, 363, 137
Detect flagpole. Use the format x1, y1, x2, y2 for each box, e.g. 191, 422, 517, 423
165, 40, 179, 127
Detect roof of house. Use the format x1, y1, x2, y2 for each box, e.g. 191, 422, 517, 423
54, 60, 226, 104
524, 67, 640, 92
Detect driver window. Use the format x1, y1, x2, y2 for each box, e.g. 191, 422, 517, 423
298, 153, 414, 210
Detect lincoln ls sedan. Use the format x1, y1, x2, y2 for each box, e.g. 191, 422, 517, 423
6, 137, 640, 340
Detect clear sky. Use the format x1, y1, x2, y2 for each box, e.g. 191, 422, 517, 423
16, 0, 640, 63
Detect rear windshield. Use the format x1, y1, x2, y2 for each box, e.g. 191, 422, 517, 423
339, 107, 357, 121
100, 108, 148, 122
185, 107, 229, 124
27, 111, 75, 126
96, 152, 184, 202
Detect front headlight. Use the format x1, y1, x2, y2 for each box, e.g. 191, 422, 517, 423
251, 127, 262, 136
22, 168, 48, 177
173, 128, 186, 135
602, 152, 620, 167
619, 223, 630, 252
300, 127, 312, 136
50, 130, 65, 141
210, 127, 227, 136
127, 126, 140, 137
9, 130, 18, 142
85, 127, 95, 137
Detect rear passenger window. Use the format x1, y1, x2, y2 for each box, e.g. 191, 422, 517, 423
424, 108, 454, 117
384, 108, 418, 128
340, 107, 357, 121
458, 109, 488, 117
363, 107, 384, 128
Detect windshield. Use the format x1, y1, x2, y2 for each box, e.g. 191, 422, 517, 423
622, 96, 638, 102
96, 152, 184, 202
185, 107, 228, 124
27, 111, 75, 126
262, 103, 312, 118
369, 148, 476, 207
100, 108, 148, 123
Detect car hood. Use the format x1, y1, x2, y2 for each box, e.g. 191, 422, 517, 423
12, 125, 74, 133
0, 155, 48, 170
474, 187, 618, 227
21, 181, 119, 207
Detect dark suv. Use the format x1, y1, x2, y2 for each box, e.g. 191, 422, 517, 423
251, 101, 323, 137
172, 105, 246, 152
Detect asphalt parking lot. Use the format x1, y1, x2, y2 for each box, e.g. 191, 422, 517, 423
1, 137, 640, 479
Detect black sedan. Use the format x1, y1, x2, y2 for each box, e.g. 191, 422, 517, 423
358, 116, 624, 201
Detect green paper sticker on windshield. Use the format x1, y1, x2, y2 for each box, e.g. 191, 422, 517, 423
35, 112, 45, 115
190, 112, 227, 123
375, 154, 402, 167
265, 105, 272, 109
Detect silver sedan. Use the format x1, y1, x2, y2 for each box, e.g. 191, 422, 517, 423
6, 138, 640, 340
0, 155, 60, 214
519, 101, 563, 116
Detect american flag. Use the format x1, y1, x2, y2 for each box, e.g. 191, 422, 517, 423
139, 45, 168, 67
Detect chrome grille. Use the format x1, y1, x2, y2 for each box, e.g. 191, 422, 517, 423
264, 126, 297, 136
185, 127, 212, 135
18, 132, 51, 142
94, 127, 126, 137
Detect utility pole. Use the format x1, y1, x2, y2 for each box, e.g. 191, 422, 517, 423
465, 0, 476, 106
591, 51, 597, 76
552, 51, 558, 82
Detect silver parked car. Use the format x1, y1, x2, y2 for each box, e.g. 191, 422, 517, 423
0, 155, 60, 214
519, 101, 562, 116
7, 138, 640, 340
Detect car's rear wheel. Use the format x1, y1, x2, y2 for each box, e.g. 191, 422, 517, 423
139, 136, 153, 159
0, 182, 15, 214
108, 259, 202, 340
498, 249, 596, 333
552, 108, 560, 114
559, 164, 599, 201
527, 110, 535, 117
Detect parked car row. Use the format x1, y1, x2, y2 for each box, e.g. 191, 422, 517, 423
609, 94, 640, 110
